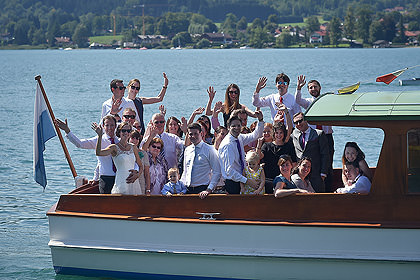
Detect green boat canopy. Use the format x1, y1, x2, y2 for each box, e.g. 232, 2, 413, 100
304, 90, 420, 123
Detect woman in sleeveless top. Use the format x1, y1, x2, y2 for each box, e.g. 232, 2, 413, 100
94, 122, 143, 194
127, 73, 168, 134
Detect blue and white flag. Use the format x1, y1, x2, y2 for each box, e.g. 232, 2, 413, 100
33, 82, 56, 188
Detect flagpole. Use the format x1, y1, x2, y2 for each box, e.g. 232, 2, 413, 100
35, 75, 78, 178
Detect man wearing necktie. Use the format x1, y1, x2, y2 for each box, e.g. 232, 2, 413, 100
252, 73, 301, 127
180, 123, 221, 199
294, 75, 334, 192
218, 112, 264, 194
291, 112, 330, 193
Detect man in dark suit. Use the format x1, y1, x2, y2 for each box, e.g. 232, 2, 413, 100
291, 112, 330, 192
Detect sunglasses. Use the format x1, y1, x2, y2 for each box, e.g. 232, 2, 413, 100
294, 119, 304, 125
121, 129, 132, 133
151, 144, 161, 150
123, 115, 135, 119
228, 90, 238, 94
277, 81, 288, 86
130, 85, 140, 90
114, 86, 126, 90
154, 121, 165, 124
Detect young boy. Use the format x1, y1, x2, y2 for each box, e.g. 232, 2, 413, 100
161, 168, 187, 196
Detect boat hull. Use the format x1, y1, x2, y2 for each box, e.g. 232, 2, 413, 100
48, 214, 420, 279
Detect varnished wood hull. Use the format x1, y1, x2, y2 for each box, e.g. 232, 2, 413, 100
48, 193, 420, 279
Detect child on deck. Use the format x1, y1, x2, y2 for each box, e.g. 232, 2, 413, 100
240, 151, 265, 195
342, 142, 373, 185
161, 168, 187, 196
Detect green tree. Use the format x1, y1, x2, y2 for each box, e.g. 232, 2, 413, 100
276, 32, 292, 48
394, 14, 406, 43
344, 6, 355, 41
220, 13, 237, 36
13, 19, 30, 45
248, 26, 269, 48
356, 5, 373, 44
72, 24, 89, 48
306, 16, 320, 34
328, 16, 341, 46
31, 29, 46, 45
171, 32, 191, 47
236, 16, 247, 30
196, 38, 210, 48
369, 20, 383, 43
267, 14, 279, 25
382, 13, 396, 42
408, 21, 419, 31
47, 10, 61, 46
61, 21, 78, 37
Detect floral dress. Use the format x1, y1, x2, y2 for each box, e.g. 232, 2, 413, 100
241, 165, 264, 194
147, 151, 169, 195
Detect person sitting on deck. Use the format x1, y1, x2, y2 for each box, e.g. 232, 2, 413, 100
336, 161, 371, 194
274, 155, 309, 198
161, 168, 187, 196
341, 142, 373, 185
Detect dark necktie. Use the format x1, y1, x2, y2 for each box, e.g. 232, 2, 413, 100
300, 132, 306, 150
172, 183, 177, 194
109, 137, 117, 172
235, 139, 245, 172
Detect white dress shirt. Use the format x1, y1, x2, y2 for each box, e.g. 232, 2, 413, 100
180, 141, 221, 190
294, 89, 333, 134
142, 132, 184, 169
252, 92, 301, 126
66, 132, 119, 177
336, 174, 371, 194
101, 97, 139, 122
218, 121, 264, 183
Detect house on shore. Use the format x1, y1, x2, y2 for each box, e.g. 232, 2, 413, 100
201, 33, 233, 45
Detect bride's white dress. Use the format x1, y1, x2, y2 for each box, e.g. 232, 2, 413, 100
111, 144, 143, 195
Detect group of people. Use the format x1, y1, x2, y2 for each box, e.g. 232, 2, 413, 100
55, 71, 372, 199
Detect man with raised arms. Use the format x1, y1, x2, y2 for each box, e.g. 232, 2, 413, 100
252, 73, 301, 126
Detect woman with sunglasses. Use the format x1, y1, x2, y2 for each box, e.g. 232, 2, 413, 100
205, 84, 256, 128
127, 73, 169, 134
94, 122, 144, 195
144, 137, 168, 195
252, 74, 301, 125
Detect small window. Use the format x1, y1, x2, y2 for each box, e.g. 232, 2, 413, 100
408, 129, 420, 193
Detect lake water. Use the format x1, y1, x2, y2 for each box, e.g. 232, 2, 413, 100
0, 47, 420, 279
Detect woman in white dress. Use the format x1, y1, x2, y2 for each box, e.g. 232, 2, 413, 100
94, 122, 143, 194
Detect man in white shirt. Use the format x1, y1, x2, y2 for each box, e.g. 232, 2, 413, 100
252, 73, 301, 126
218, 112, 264, 194
101, 79, 139, 123
181, 123, 221, 199
55, 115, 139, 194
142, 113, 185, 168
295, 75, 334, 192
336, 161, 371, 194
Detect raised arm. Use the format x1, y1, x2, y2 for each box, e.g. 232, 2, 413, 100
205, 86, 216, 116
92, 123, 116, 156
252, 76, 269, 107
188, 107, 205, 125
142, 72, 168, 104
55, 118, 70, 134
295, 75, 312, 109
211, 101, 223, 129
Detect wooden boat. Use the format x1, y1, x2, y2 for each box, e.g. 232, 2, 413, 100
47, 90, 420, 279
399, 78, 420, 86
